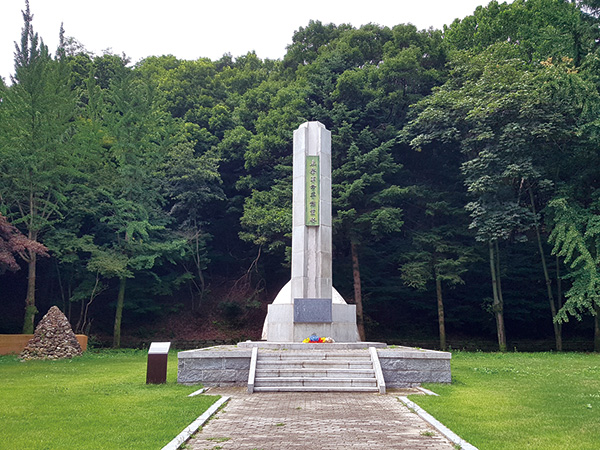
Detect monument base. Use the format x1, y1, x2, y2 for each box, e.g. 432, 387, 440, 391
261, 281, 360, 342
177, 342, 451, 389
265, 303, 359, 342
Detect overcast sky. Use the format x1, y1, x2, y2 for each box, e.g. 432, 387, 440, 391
1, 0, 510, 82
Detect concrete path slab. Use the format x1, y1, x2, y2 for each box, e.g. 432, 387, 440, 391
186, 387, 458, 449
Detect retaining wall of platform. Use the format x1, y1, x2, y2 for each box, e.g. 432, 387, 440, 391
177, 344, 451, 387
378, 348, 451, 387
178, 347, 252, 385
0, 334, 88, 355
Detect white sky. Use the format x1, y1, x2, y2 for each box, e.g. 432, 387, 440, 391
1, 0, 509, 82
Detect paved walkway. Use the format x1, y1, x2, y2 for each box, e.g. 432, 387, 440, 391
186, 387, 457, 449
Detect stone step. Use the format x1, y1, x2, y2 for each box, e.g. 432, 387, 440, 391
256, 368, 375, 378
253, 386, 379, 392
258, 351, 370, 360
250, 349, 381, 393
254, 377, 377, 388
256, 360, 373, 370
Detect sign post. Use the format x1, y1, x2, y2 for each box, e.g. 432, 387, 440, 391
146, 341, 171, 384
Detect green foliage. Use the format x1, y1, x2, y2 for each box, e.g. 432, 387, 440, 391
0, 14, 79, 237
401, 0, 600, 348
401, 222, 475, 291
0, 3, 82, 332
333, 140, 405, 241
240, 181, 292, 253
4, 0, 600, 345
283, 20, 353, 69
444, 0, 592, 65
548, 196, 600, 320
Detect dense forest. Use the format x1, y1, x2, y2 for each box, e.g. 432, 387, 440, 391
2, 0, 600, 351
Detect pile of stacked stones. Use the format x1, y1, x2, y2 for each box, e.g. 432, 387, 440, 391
20, 306, 83, 360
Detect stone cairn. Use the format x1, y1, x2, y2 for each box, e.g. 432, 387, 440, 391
20, 306, 83, 360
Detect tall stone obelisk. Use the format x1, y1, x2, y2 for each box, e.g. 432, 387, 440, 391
262, 122, 359, 342
291, 121, 332, 301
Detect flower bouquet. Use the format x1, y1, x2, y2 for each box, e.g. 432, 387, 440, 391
302, 333, 335, 343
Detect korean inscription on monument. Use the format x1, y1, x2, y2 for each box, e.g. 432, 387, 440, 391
305, 155, 320, 226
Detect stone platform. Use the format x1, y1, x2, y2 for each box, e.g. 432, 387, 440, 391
177, 342, 451, 389
238, 341, 386, 350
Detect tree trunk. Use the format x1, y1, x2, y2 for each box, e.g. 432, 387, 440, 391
489, 240, 506, 352
351, 241, 366, 341
192, 225, 206, 311
595, 304, 600, 353
76, 294, 85, 334
22, 251, 38, 334
556, 256, 563, 342
495, 241, 507, 352
530, 189, 562, 351
556, 257, 563, 310
113, 277, 126, 348
77, 271, 101, 334
55, 260, 68, 319
435, 274, 447, 351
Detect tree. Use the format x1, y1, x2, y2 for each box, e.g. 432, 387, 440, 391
161, 141, 224, 309
404, 45, 569, 351
0, 2, 79, 333
445, 0, 593, 65
400, 197, 476, 350
238, 81, 308, 282
333, 138, 405, 340
283, 20, 353, 69
41, 70, 111, 326
89, 70, 186, 347
0, 212, 47, 273
549, 197, 600, 351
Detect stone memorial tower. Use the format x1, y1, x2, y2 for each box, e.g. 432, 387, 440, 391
178, 122, 451, 390
262, 122, 359, 342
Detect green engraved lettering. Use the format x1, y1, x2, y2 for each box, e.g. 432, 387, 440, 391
305, 156, 320, 226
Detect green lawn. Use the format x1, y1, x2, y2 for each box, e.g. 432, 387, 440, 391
0, 349, 218, 450
2, 349, 599, 450
412, 352, 600, 450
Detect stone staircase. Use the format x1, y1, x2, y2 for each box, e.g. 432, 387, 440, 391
249, 349, 385, 393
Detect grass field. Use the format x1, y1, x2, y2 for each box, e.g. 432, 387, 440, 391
412, 351, 600, 450
2, 350, 599, 449
0, 349, 218, 450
